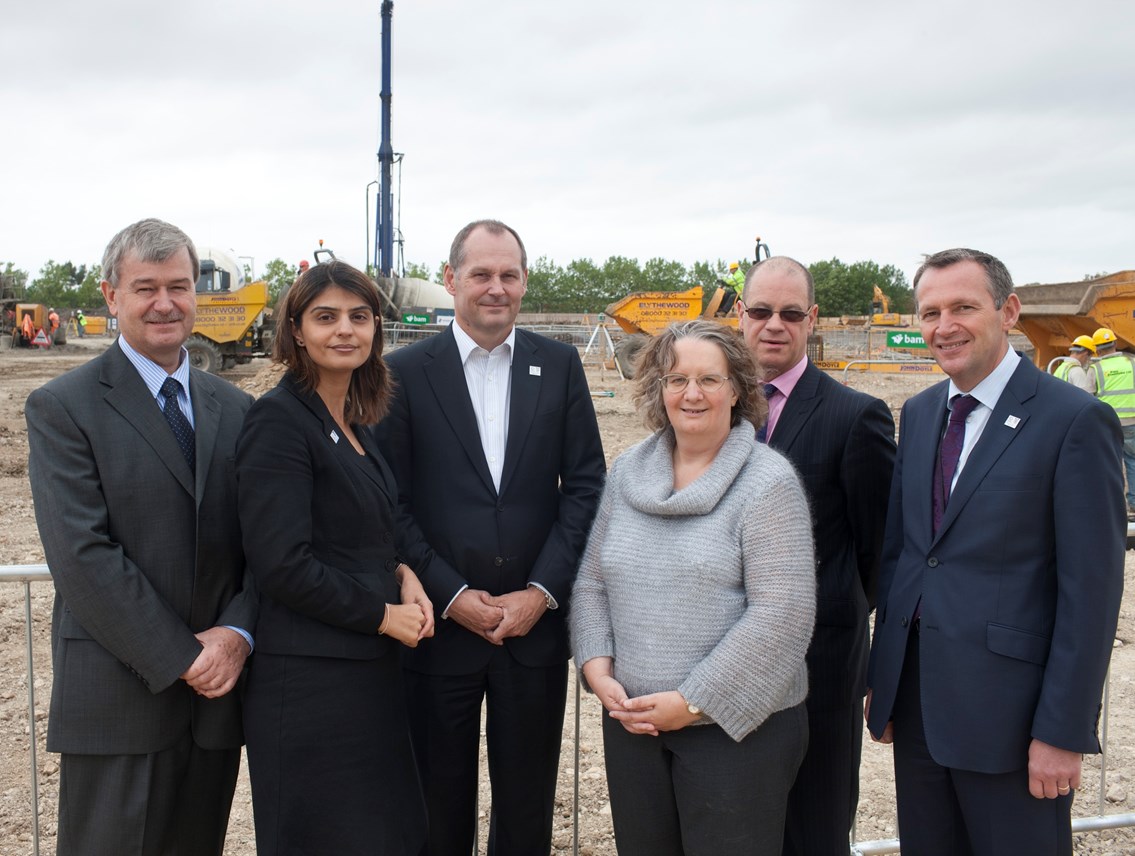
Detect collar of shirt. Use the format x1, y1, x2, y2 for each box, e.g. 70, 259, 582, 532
946, 347, 1020, 414
943, 347, 1020, 488
452, 321, 516, 365
762, 354, 809, 440
118, 336, 195, 428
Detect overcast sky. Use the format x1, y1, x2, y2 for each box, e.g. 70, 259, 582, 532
4, 0, 1133, 290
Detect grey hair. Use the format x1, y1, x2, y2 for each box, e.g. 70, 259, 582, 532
743, 256, 815, 305
101, 218, 200, 287
448, 220, 527, 272
633, 319, 767, 432
913, 248, 1014, 309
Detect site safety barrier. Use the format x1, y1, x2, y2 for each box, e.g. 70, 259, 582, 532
4, 562, 1135, 856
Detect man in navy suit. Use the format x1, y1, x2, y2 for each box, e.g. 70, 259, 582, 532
374, 220, 605, 856
738, 256, 895, 855
866, 248, 1125, 855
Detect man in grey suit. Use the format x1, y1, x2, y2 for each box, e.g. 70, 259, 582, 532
26, 218, 256, 856
738, 256, 896, 855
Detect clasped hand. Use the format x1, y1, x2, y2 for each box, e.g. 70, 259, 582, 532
380, 564, 435, 647
447, 587, 547, 644
181, 626, 249, 698
582, 658, 699, 736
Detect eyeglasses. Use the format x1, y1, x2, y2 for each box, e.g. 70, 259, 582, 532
659, 374, 731, 393
739, 304, 813, 323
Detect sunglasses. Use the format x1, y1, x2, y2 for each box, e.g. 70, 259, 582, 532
740, 305, 813, 323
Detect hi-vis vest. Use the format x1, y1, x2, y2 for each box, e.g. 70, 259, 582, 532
1094, 352, 1135, 420
1053, 359, 1077, 381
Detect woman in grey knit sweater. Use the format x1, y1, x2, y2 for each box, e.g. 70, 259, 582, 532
570, 320, 816, 855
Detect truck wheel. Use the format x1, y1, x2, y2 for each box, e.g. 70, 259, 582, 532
614, 334, 649, 379
186, 335, 222, 374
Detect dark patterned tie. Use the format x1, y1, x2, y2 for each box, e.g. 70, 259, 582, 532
756, 384, 778, 443
159, 377, 195, 472
931, 394, 978, 534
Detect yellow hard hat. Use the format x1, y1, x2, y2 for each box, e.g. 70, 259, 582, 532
729, 262, 740, 272
1071, 334, 1096, 354
1092, 327, 1117, 347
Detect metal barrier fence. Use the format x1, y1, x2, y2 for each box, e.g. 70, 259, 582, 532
7, 553, 1135, 856
2, 564, 48, 856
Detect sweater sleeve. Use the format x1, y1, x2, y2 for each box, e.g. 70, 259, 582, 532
569, 463, 618, 670
678, 463, 817, 741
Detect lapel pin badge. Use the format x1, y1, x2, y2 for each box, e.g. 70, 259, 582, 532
1004, 415, 1020, 429
330, 429, 340, 443
530, 365, 541, 376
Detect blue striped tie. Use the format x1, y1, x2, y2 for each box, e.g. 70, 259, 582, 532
159, 377, 195, 472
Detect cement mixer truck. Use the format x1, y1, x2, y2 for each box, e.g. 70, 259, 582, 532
306, 243, 454, 330
187, 245, 454, 374
186, 246, 274, 373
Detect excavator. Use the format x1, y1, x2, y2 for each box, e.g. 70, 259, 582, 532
871, 285, 902, 326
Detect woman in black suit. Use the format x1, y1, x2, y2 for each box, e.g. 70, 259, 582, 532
237, 261, 433, 855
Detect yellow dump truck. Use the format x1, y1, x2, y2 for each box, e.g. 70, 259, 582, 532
605, 285, 737, 377
189, 280, 272, 373
186, 248, 273, 373
1014, 270, 1135, 367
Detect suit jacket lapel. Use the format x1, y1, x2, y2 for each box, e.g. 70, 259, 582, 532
190, 369, 221, 508
500, 330, 540, 495
423, 326, 498, 496
281, 373, 397, 506
913, 384, 950, 548
101, 344, 195, 497
768, 361, 821, 454
934, 359, 1035, 542
357, 426, 397, 505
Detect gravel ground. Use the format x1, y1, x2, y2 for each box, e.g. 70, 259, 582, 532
2, 339, 1134, 854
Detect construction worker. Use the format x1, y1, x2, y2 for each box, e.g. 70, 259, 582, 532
1092, 326, 1135, 516
74, 308, 87, 338
1053, 334, 1097, 394
716, 261, 746, 315
48, 308, 60, 335
724, 260, 746, 296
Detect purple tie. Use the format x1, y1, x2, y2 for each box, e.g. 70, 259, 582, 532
932, 394, 978, 535
756, 384, 778, 443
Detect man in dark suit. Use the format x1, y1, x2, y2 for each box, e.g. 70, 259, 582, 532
374, 219, 605, 856
737, 256, 896, 854
866, 248, 1125, 855
26, 218, 256, 856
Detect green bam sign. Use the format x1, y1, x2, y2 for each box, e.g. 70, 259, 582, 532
401, 312, 430, 325
886, 331, 927, 349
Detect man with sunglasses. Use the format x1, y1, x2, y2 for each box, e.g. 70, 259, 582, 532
738, 256, 896, 855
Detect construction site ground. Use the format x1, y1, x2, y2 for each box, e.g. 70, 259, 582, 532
3, 338, 1135, 854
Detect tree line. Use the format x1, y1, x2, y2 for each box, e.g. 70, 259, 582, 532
3, 254, 915, 317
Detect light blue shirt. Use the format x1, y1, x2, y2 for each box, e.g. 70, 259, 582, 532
117, 336, 195, 429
